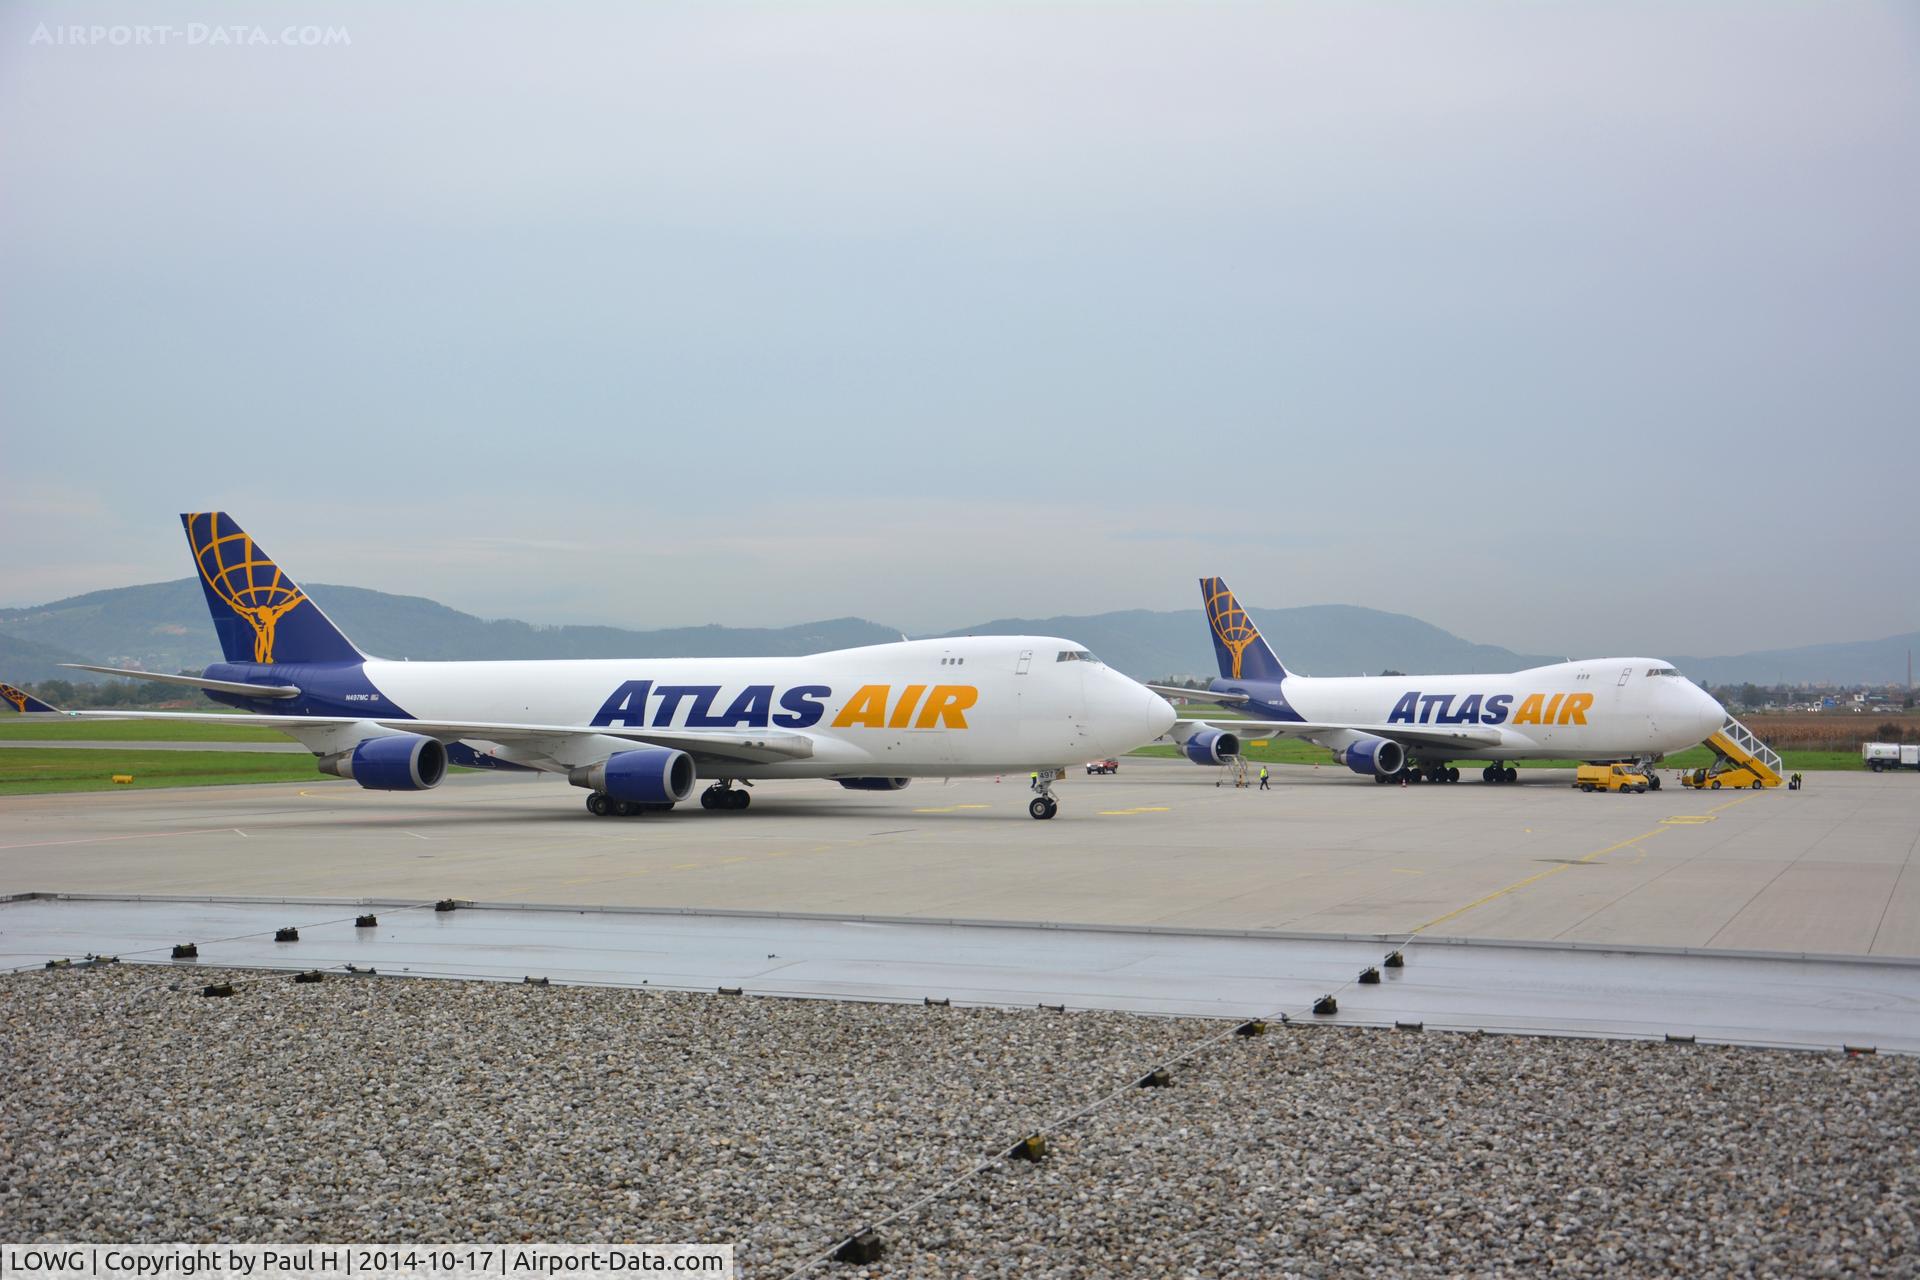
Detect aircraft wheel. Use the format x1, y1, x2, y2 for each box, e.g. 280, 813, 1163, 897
699, 789, 720, 810
1504, 767, 1518, 783
1029, 796, 1056, 820
586, 793, 609, 816
730, 789, 752, 810
610, 799, 635, 817
1482, 767, 1495, 783
1447, 767, 1460, 783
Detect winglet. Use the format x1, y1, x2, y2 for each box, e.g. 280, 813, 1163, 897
0, 681, 64, 714
1199, 576, 1289, 681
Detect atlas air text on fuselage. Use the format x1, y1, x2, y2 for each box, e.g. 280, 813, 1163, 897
1385, 691, 1594, 727
590, 680, 978, 730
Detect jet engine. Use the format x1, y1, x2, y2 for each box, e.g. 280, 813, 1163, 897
1335, 735, 1405, 778
569, 747, 696, 806
317, 733, 448, 791
837, 777, 912, 791
1183, 728, 1241, 766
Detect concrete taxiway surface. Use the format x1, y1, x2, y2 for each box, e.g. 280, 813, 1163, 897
4, 896, 1914, 1052
2, 758, 1916, 956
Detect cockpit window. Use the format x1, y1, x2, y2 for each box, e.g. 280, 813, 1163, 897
1055, 649, 1103, 664
1647, 667, 1680, 677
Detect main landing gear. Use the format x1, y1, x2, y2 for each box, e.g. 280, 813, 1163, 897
1480, 764, 1519, 784
1028, 769, 1061, 820
699, 781, 752, 811
585, 793, 673, 818
1392, 763, 1461, 784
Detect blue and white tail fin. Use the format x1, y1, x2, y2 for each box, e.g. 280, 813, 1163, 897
0, 681, 62, 714
1200, 576, 1288, 682
181, 513, 362, 666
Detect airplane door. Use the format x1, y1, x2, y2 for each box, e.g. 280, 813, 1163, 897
1618, 666, 1633, 686
1016, 650, 1032, 675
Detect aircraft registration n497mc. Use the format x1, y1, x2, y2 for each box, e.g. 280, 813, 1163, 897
1152, 577, 1729, 787
18, 513, 1175, 820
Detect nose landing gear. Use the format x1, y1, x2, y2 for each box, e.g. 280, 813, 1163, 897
1028, 768, 1062, 820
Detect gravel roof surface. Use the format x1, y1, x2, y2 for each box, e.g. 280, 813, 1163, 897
3, 966, 1913, 1279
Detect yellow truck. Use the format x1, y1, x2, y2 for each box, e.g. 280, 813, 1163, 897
1680, 764, 1766, 791
1575, 763, 1650, 793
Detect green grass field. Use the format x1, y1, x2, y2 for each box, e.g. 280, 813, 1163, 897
0, 717, 293, 742
0, 748, 329, 794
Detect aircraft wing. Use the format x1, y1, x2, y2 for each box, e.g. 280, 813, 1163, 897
1145, 683, 1252, 707
43, 709, 815, 767
1174, 718, 1505, 751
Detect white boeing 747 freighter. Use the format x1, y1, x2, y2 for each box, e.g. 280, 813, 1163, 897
1153, 578, 1727, 786
6, 513, 1173, 819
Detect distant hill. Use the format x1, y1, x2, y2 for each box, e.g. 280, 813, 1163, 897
0, 580, 901, 675
1, 579, 1910, 687
1672, 633, 1920, 688
933, 605, 1559, 679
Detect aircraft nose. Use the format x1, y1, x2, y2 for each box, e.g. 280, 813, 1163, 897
1689, 683, 1728, 743
1143, 687, 1177, 741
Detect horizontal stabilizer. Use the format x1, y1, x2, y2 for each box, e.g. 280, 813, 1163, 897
61, 664, 302, 699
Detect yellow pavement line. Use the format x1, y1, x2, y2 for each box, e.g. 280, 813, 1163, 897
912, 803, 992, 814
1410, 826, 1671, 935
1097, 806, 1171, 816
1661, 815, 1715, 825
1709, 795, 1753, 814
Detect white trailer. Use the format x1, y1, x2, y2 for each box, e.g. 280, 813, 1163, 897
1861, 743, 1920, 772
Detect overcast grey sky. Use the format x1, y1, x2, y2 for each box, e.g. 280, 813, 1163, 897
1, 2, 1915, 656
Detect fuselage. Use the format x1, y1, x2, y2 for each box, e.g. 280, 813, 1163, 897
1209, 658, 1725, 762
203, 635, 1175, 778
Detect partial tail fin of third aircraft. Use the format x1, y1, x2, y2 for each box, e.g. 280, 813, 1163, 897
181, 512, 362, 666
1, 681, 62, 714
1200, 576, 1289, 682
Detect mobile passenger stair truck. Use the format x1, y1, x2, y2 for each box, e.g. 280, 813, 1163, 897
1680, 715, 1785, 791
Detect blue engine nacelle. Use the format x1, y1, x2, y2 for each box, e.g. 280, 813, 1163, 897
317, 733, 448, 791
836, 777, 912, 791
1336, 736, 1406, 778
1183, 728, 1241, 766
568, 747, 696, 806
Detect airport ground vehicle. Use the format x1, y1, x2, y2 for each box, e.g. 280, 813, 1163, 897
1576, 763, 1649, 793
1681, 764, 1766, 790
1085, 759, 1119, 775
1862, 743, 1920, 772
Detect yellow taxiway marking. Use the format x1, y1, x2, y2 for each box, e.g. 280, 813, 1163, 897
1098, 806, 1171, 816
912, 803, 992, 814
1709, 795, 1753, 814
1661, 814, 1714, 825
1411, 826, 1672, 935
1392, 868, 1424, 876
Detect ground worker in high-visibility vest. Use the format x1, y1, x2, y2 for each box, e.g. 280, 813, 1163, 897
1258, 765, 1270, 791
